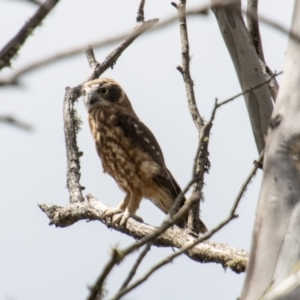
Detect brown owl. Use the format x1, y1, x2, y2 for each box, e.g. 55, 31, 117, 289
82, 78, 207, 233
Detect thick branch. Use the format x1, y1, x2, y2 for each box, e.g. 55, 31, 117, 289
38, 195, 248, 274
212, 0, 273, 153
0, 0, 59, 70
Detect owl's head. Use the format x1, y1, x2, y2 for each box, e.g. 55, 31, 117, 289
82, 78, 132, 112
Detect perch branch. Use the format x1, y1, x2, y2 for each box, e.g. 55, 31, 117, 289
0, 0, 59, 71
38, 195, 248, 274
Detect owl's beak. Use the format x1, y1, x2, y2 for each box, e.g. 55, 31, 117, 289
83, 91, 97, 111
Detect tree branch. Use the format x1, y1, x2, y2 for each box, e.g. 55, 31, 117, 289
0, 3, 210, 86
212, 0, 274, 153
38, 195, 248, 274
172, 0, 208, 237
0, 0, 59, 71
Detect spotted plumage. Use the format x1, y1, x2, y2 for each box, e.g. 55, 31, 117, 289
82, 78, 207, 232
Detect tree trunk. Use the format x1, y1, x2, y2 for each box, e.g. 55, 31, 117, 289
241, 1, 300, 299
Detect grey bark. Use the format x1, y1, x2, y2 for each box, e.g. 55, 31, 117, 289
38, 195, 248, 274
241, 1, 300, 299
212, 0, 273, 153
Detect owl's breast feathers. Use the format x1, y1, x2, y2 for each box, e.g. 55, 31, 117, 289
88, 105, 185, 215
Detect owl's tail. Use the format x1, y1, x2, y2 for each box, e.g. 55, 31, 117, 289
153, 170, 207, 234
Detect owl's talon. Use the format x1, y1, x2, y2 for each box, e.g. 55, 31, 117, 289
104, 208, 143, 226
114, 211, 143, 227
104, 207, 123, 218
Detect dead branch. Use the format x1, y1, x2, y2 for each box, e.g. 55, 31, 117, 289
0, 0, 59, 71
38, 195, 248, 274
0, 3, 210, 86
172, 0, 207, 237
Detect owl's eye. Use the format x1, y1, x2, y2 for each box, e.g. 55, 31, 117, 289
99, 88, 109, 96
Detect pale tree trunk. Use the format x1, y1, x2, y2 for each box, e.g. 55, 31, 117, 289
211, 0, 273, 153
241, 1, 300, 299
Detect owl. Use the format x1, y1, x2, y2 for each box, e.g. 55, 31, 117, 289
82, 78, 207, 233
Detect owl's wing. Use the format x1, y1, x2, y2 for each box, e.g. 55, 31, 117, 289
116, 111, 167, 170
116, 111, 186, 217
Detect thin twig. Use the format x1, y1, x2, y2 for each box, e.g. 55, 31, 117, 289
0, 3, 210, 86
0, 0, 59, 70
86, 19, 158, 82
0, 3, 295, 87
0, 115, 32, 131
217, 71, 282, 108
119, 243, 152, 290
87, 249, 121, 300
136, 0, 146, 22
111, 152, 264, 300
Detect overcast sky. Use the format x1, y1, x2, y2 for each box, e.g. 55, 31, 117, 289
0, 1, 294, 299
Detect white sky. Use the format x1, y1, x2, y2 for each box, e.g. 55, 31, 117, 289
0, 0, 294, 299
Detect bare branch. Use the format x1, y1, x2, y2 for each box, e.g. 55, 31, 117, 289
173, 0, 207, 237
0, 0, 59, 71
0, 115, 32, 131
86, 19, 158, 81
63, 86, 84, 204
0, 2, 296, 87
85, 46, 98, 69
136, 0, 146, 22
38, 195, 248, 274
212, 0, 274, 153
217, 71, 282, 108
0, 3, 210, 86
174, 1, 204, 132
119, 243, 152, 290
